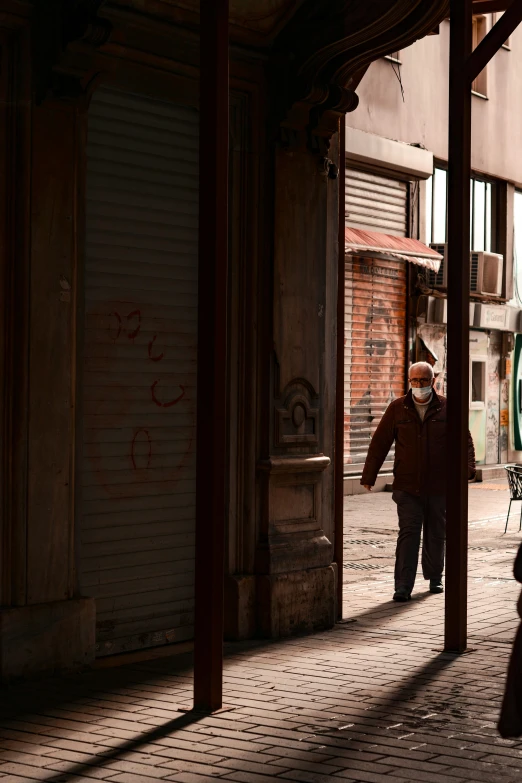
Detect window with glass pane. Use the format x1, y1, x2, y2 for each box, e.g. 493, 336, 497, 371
425, 175, 433, 245
426, 167, 493, 252
470, 359, 486, 410
473, 180, 486, 252
470, 177, 492, 252
493, 12, 511, 49
471, 16, 488, 96
485, 183, 492, 251
513, 191, 522, 305
433, 168, 447, 244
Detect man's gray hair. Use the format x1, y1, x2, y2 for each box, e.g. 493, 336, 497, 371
408, 361, 434, 380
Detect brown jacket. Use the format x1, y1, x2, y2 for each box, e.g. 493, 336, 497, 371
361, 390, 476, 495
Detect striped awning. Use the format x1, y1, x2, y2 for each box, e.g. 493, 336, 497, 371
345, 227, 442, 272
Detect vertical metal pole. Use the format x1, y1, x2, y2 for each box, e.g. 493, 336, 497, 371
194, 0, 229, 711
445, 0, 472, 653
335, 118, 346, 620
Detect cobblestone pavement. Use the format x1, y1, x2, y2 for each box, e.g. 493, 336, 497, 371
342, 478, 521, 645
1, 479, 522, 783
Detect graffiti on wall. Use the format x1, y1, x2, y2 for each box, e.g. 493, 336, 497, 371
345, 256, 406, 465
84, 301, 196, 498
486, 332, 501, 465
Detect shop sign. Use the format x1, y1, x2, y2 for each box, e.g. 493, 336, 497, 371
474, 304, 507, 330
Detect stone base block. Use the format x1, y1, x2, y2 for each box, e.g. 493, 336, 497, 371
257, 565, 335, 638
0, 597, 96, 682
224, 574, 256, 640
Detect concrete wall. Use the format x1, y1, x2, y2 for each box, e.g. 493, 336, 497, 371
348, 19, 522, 185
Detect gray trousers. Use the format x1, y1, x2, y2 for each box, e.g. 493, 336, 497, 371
392, 490, 446, 591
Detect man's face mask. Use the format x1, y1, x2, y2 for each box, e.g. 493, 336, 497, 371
410, 374, 433, 400
412, 385, 432, 400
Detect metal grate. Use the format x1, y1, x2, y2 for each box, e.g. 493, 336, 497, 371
470, 253, 479, 292
344, 562, 384, 571
80, 88, 199, 657
345, 168, 408, 237
427, 245, 446, 288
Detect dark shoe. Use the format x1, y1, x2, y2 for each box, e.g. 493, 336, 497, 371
430, 579, 443, 594
393, 586, 411, 602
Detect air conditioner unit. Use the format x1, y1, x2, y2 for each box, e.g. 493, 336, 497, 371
428, 246, 503, 297
427, 243, 447, 288
470, 251, 503, 296
432, 297, 475, 326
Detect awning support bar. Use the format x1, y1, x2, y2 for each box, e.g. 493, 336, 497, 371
468, 1, 522, 82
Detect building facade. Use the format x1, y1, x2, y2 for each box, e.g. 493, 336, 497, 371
343, 14, 522, 482
0, 0, 449, 680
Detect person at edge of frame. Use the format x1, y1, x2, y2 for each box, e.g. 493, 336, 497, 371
361, 361, 476, 602
498, 543, 522, 738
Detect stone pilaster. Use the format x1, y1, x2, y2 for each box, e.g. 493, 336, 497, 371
256, 456, 335, 636
254, 141, 338, 636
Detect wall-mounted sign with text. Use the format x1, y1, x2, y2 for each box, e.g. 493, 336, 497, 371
474, 304, 508, 331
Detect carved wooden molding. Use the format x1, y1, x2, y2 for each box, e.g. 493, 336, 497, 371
274, 377, 320, 449
256, 453, 332, 571
32, 0, 112, 103
0, 1, 32, 31
273, 0, 450, 150
258, 455, 331, 474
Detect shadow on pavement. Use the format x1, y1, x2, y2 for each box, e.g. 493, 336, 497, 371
41, 710, 207, 783
339, 589, 434, 625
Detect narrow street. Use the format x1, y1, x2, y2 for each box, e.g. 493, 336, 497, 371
343, 478, 520, 645
1, 480, 522, 783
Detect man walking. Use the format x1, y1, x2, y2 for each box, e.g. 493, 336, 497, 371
361, 362, 476, 602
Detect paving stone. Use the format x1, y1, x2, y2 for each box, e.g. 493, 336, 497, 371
0, 777, 47, 783
0, 750, 58, 768
217, 757, 290, 776
107, 775, 172, 783
150, 745, 225, 764
1, 486, 521, 783
163, 775, 225, 783
279, 770, 349, 783
42, 759, 119, 779
155, 757, 233, 776
0, 761, 56, 779
333, 768, 419, 783
220, 772, 284, 783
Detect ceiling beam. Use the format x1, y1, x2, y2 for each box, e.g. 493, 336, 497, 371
468, 0, 522, 81
472, 0, 514, 13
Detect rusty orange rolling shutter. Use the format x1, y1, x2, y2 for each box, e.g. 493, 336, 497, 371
344, 255, 407, 469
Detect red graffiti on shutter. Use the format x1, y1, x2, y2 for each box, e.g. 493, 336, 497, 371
126, 310, 141, 339
148, 334, 164, 362
109, 311, 122, 341
131, 428, 152, 470
151, 380, 185, 408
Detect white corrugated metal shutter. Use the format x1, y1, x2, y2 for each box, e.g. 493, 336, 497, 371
79, 88, 198, 656
344, 255, 407, 469
346, 168, 408, 237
